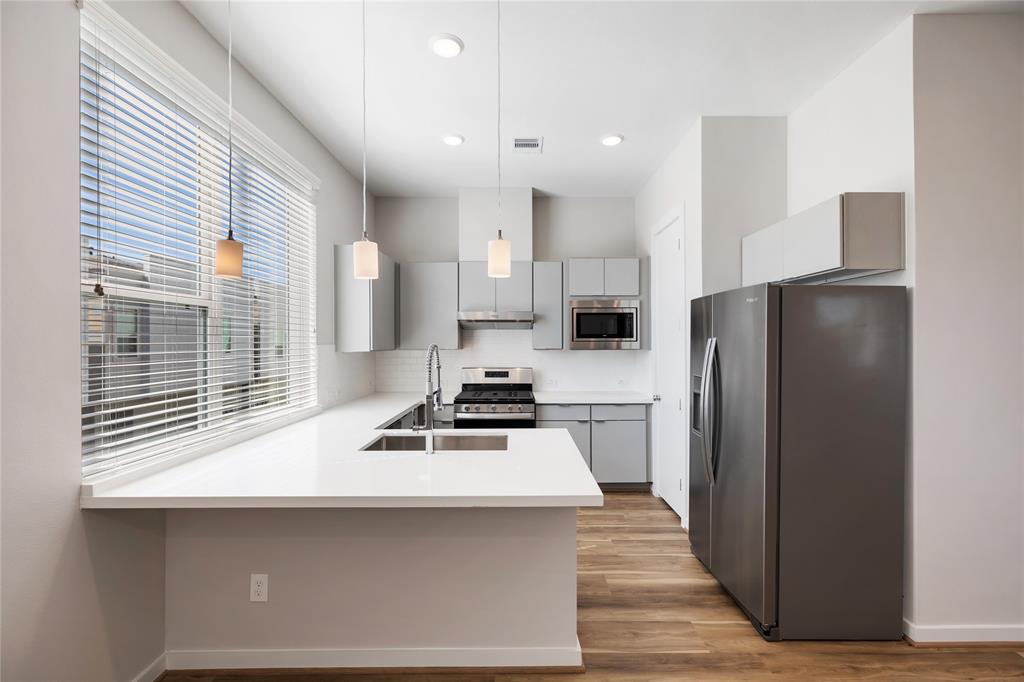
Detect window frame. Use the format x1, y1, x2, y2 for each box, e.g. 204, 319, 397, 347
79, 0, 321, 482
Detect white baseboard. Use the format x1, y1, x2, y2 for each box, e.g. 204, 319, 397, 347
164, 640, 583, 670
904, 618, 1024, 643
130, 652, 167, 682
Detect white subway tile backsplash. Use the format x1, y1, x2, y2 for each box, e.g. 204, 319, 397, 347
375, 330, 652, 394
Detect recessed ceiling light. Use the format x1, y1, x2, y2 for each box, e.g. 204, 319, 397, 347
601, 135, 624, 147
430, 34, 464, 59
443, 135, 465, 146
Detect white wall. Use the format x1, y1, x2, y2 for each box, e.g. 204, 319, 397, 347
376, 197, 458, 263
1, 3, 166, 680
458, 187, 533, 262
376, 330, 650, 394
1, 1, 375, 678
533, 197, 635, 260
635, 118, 702, 269
908, 13, 1023, 642
700, 117, 788, 295
635, 116, 787, 298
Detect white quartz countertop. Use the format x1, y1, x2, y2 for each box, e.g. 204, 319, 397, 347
80, 393, 603, 510
534, 391, 653, 405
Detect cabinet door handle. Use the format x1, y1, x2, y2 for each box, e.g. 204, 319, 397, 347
592, 419, 606, 423
576, 420, 589, 423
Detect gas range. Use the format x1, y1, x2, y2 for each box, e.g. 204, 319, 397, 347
453, 368, 536, 428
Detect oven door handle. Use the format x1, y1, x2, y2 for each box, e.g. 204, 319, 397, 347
454, 412, 536, 420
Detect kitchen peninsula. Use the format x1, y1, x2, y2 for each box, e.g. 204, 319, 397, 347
80, 393, 603, 670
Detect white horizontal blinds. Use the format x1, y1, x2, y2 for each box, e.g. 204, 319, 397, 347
80, 2, 317, 476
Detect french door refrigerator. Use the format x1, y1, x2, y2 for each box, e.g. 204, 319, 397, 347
689, 283, 906, 641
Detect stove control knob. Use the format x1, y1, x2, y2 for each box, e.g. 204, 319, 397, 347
490, 405, 497, 412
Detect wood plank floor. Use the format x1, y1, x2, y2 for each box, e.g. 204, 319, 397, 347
161, 492, 1024, 682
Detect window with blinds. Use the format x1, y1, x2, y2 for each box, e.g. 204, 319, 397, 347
80, 2, 319, 477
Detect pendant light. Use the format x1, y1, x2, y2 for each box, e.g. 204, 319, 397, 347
215, 0, 244, 279
487, 0, 511, 279
352, 0, 379, 280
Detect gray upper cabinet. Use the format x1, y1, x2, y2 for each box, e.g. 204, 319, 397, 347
604, 258, 640, 297
335, 244, 396, 352
459, 260, 534, 312
458, 261, 494, 312
399, 262, 460, 349
569, 257, 640, 297
741, 192, 905, 286
532, 261, 563, 349
568, 258, 605, 296
496, 261, 533, 311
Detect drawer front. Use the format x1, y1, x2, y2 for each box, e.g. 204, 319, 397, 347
537, 421, 591, 467
536, 404, 591, 421
591, 404, 646, 421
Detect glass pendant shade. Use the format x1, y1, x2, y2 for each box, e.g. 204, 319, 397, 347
215, 234, 244, 279
487, 229, 512, 278
353, 234, 379, 279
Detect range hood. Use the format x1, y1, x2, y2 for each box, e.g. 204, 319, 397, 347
457, 310, 534, 330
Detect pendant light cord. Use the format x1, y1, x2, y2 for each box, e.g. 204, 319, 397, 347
496, 0, 501, 234
362, 0, 368, 239
227, 0, 234, 241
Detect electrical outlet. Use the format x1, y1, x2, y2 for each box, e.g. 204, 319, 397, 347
250, 573, 268, 602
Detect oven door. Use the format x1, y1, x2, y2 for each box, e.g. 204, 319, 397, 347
454, 413, 536, 429
571, 300, 640, 349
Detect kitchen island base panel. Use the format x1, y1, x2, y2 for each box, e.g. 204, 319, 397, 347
165, 506, 581, 669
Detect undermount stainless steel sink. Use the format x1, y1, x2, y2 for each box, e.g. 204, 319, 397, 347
360, 434, 508, 452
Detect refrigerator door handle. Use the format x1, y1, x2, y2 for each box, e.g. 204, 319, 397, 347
708, 337, 721, 481
701, 336, 718, 486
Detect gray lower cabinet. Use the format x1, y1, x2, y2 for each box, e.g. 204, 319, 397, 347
538, 420, 591, 467
399, 262, 460, 349
532, 262, 563, 349
537, 402, 649, 483
591, 419, 647, 483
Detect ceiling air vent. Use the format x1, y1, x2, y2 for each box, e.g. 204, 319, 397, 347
513, 137, 544, 154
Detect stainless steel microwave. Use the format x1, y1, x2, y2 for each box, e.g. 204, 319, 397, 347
570, 299, 640, 350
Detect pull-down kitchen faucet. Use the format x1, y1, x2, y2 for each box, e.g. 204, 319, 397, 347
413, 344, 443, 453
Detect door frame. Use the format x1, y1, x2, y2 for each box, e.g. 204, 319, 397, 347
649, 205, 689, 527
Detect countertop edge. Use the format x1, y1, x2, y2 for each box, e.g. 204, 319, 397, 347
533, 392, 653, 405
80, 493, 606, 510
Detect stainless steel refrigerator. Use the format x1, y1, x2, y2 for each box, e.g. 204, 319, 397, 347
689, 283, 906, 640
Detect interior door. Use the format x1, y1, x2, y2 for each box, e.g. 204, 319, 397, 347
653, 219, 687, 518
688, 294, 712, 569
709, 283, 778, 630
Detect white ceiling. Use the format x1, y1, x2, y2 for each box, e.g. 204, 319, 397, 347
182, 1, 933, 197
